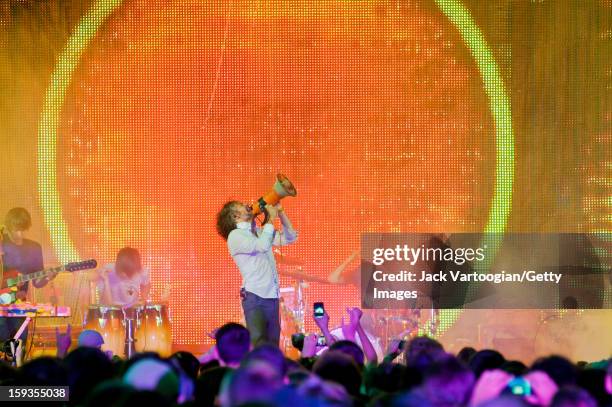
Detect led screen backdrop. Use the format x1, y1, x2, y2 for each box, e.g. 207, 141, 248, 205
0, 0, 609, 358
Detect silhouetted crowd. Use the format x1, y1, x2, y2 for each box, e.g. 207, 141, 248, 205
0, 313, 610, 407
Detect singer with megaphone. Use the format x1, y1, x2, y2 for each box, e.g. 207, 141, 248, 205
216, 174, 298, 346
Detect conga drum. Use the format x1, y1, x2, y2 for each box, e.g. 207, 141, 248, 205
134, 303, 172, 356
83, 305, 125, 357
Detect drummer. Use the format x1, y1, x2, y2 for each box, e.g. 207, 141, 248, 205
95, 247, 151, 307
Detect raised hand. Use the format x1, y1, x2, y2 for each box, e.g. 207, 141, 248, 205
265, 204, 278, 222
524, 371, 558, 406
55, 324, 72, 357
348, 307, 363, 329
386, 338, 406, 356
301, 334, 318, 358
340, 315, 356, 342
469, 369, 513, 406
313, 310, 330, 332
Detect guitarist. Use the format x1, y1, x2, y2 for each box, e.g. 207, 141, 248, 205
0, 208, 56, 342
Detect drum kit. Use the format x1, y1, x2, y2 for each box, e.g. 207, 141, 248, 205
83, 302, 171, 358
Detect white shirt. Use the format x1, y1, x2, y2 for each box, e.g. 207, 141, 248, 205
327, 327, 384, 361
97, 263, 150, 306
227, 221, 297, 299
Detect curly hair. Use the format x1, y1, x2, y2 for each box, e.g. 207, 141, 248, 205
216, 201, 241, 240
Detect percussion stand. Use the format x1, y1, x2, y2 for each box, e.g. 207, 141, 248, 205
123, 308, 137, 359
124, 319, 136, 359
3, 316, 31, 367
295, 279, 305, 333
429, 307, 438, 336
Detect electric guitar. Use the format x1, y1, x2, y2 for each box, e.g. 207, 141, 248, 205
0, 259, 97, 305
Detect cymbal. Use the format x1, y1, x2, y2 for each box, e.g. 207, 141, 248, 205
273, 249, 305, 266
278, 268, 332, 284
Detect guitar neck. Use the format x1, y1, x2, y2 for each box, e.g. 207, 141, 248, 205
14, 265, 66, 285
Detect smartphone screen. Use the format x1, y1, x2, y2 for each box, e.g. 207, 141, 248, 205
507, 377, 531, 396
313, 302, 325, 318
316, 335, 327, 346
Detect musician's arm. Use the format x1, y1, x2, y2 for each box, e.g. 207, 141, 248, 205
31, 245, 49, 288
97, 268, 113, 305
140, 268, 151, 301
273, 207, 297, 246
100, 281, 113, 305
327, 251, 358, 284
31, 278, 47, 288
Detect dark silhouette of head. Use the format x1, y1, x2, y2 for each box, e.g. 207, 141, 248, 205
419, 355, 475, 407
500, 360, 528, 376
63, 347, 115, 405
329, 339, 365, 367
19, 357, 67, 386
82, 380, 136, 407
196, 366, 231, 407
469, 349, 506, 378
551, 386, 597, 407
457, 346, 477, 364
312, 350, 362, 397
576, 368, 610, 406
169, 351, 200, 381
531, 355, 577, 387
240, 344, 286, 379
363, 362, 407, 397
221, 362, 283, 406
405, 336, 445, 370
215, 323, 251, 366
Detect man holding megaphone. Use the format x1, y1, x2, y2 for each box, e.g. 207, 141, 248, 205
216, 174, 298, 346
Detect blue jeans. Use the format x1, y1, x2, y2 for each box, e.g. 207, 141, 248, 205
241, 290, 280, 347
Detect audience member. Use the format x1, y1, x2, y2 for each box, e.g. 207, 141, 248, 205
196, 366, 231, 407
215, 323, 251, 368
551, 386, 598, 407
469, 349, 506, 378
123, 358, 181, 402
219, 360, 283, 406
417, 354, 475, 407
405, 336, 446, 370
531, 355, 578, 387
313, 350, 362, 398
63, 347, 114, 405
457, 346, 477, 364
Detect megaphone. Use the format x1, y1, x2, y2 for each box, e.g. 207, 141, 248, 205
249, 174, 297, 223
